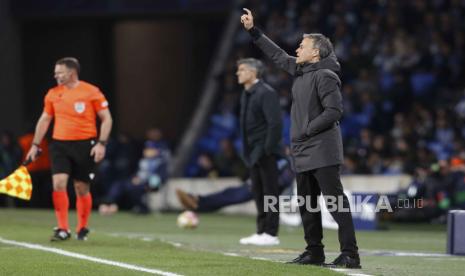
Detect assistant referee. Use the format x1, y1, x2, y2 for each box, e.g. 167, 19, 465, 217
26, 57, 113, 241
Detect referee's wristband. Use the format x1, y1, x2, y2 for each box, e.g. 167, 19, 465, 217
97, 140, 107, 146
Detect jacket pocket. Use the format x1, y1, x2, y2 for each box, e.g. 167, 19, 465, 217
305, 120, 338, 138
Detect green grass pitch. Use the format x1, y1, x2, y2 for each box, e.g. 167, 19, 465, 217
0, 209, 464, 275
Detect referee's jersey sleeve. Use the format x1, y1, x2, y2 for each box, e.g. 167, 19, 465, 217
91, 89, 109, 112
43, 90, 54, 116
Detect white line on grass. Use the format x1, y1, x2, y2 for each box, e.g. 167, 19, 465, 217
165, 241, 183, 248
331, 268, 373, 276
105, 232, 375, 276
223, 252, 240, 257
363, 250, 451, 257
250, 256, 271, 261
0, 237, 182, 276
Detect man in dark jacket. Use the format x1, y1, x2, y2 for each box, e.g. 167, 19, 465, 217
241, 9, 360, 268
236, 58, 283, 246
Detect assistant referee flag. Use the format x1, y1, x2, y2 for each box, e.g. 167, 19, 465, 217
0, 165, 32, 200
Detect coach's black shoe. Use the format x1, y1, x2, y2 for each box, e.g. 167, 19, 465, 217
286, 251, 325, 265
77, 228, 90, 241
50, 228, 71, 242
325, 254, 361, 269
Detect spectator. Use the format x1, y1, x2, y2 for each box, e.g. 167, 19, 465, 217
195, 153, 219, 178
214, 138, 247, 178
0, 131, 22, 179
97, 132, 139, 196
98, 140, 169, 215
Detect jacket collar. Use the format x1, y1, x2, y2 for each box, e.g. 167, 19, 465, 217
295, 62, 319, 75
245, 79, 260, 93
294, 53, 341, 76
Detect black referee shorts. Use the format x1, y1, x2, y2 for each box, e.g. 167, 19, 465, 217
50, 139, 97, 183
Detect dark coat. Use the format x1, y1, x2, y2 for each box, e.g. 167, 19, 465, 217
240, 80, 283, 167
250, 28, 344, 172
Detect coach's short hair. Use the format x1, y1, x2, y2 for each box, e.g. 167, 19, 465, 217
237, 58, 264, 78
303, 33, 334, 59
56, 57, 80, 73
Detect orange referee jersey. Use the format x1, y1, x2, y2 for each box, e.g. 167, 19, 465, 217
44, 81, 109, 141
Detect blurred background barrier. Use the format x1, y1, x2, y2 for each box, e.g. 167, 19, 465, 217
149, 174, 412, 214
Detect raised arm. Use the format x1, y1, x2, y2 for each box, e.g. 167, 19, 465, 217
241, 8, 296, 75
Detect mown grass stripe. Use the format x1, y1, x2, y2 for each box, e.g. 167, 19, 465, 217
0, 237, 182, 276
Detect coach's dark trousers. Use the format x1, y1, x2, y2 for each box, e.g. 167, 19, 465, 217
297, 165, 358, 256
250, 154, 280, 236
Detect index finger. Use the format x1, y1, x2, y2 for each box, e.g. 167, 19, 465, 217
243, 8, 252, 16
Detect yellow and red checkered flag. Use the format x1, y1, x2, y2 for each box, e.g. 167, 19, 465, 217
0, 165, 33, 200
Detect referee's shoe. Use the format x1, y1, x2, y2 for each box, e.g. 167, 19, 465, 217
50, 227, 71, 241
77, 228, 90, 241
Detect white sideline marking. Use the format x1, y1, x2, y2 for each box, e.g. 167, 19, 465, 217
223, 252, 240, 257
166, 241, 182, 248
142, 237, 154, 242
332, 268, 373, 276
364, 250, 451, 257
0, 237, 182, 276
108, 233, 183, 248
106, 232, 375, 276
250, 256, 270, 261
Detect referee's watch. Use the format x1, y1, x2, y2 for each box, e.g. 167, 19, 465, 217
97, 140, 107, 146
